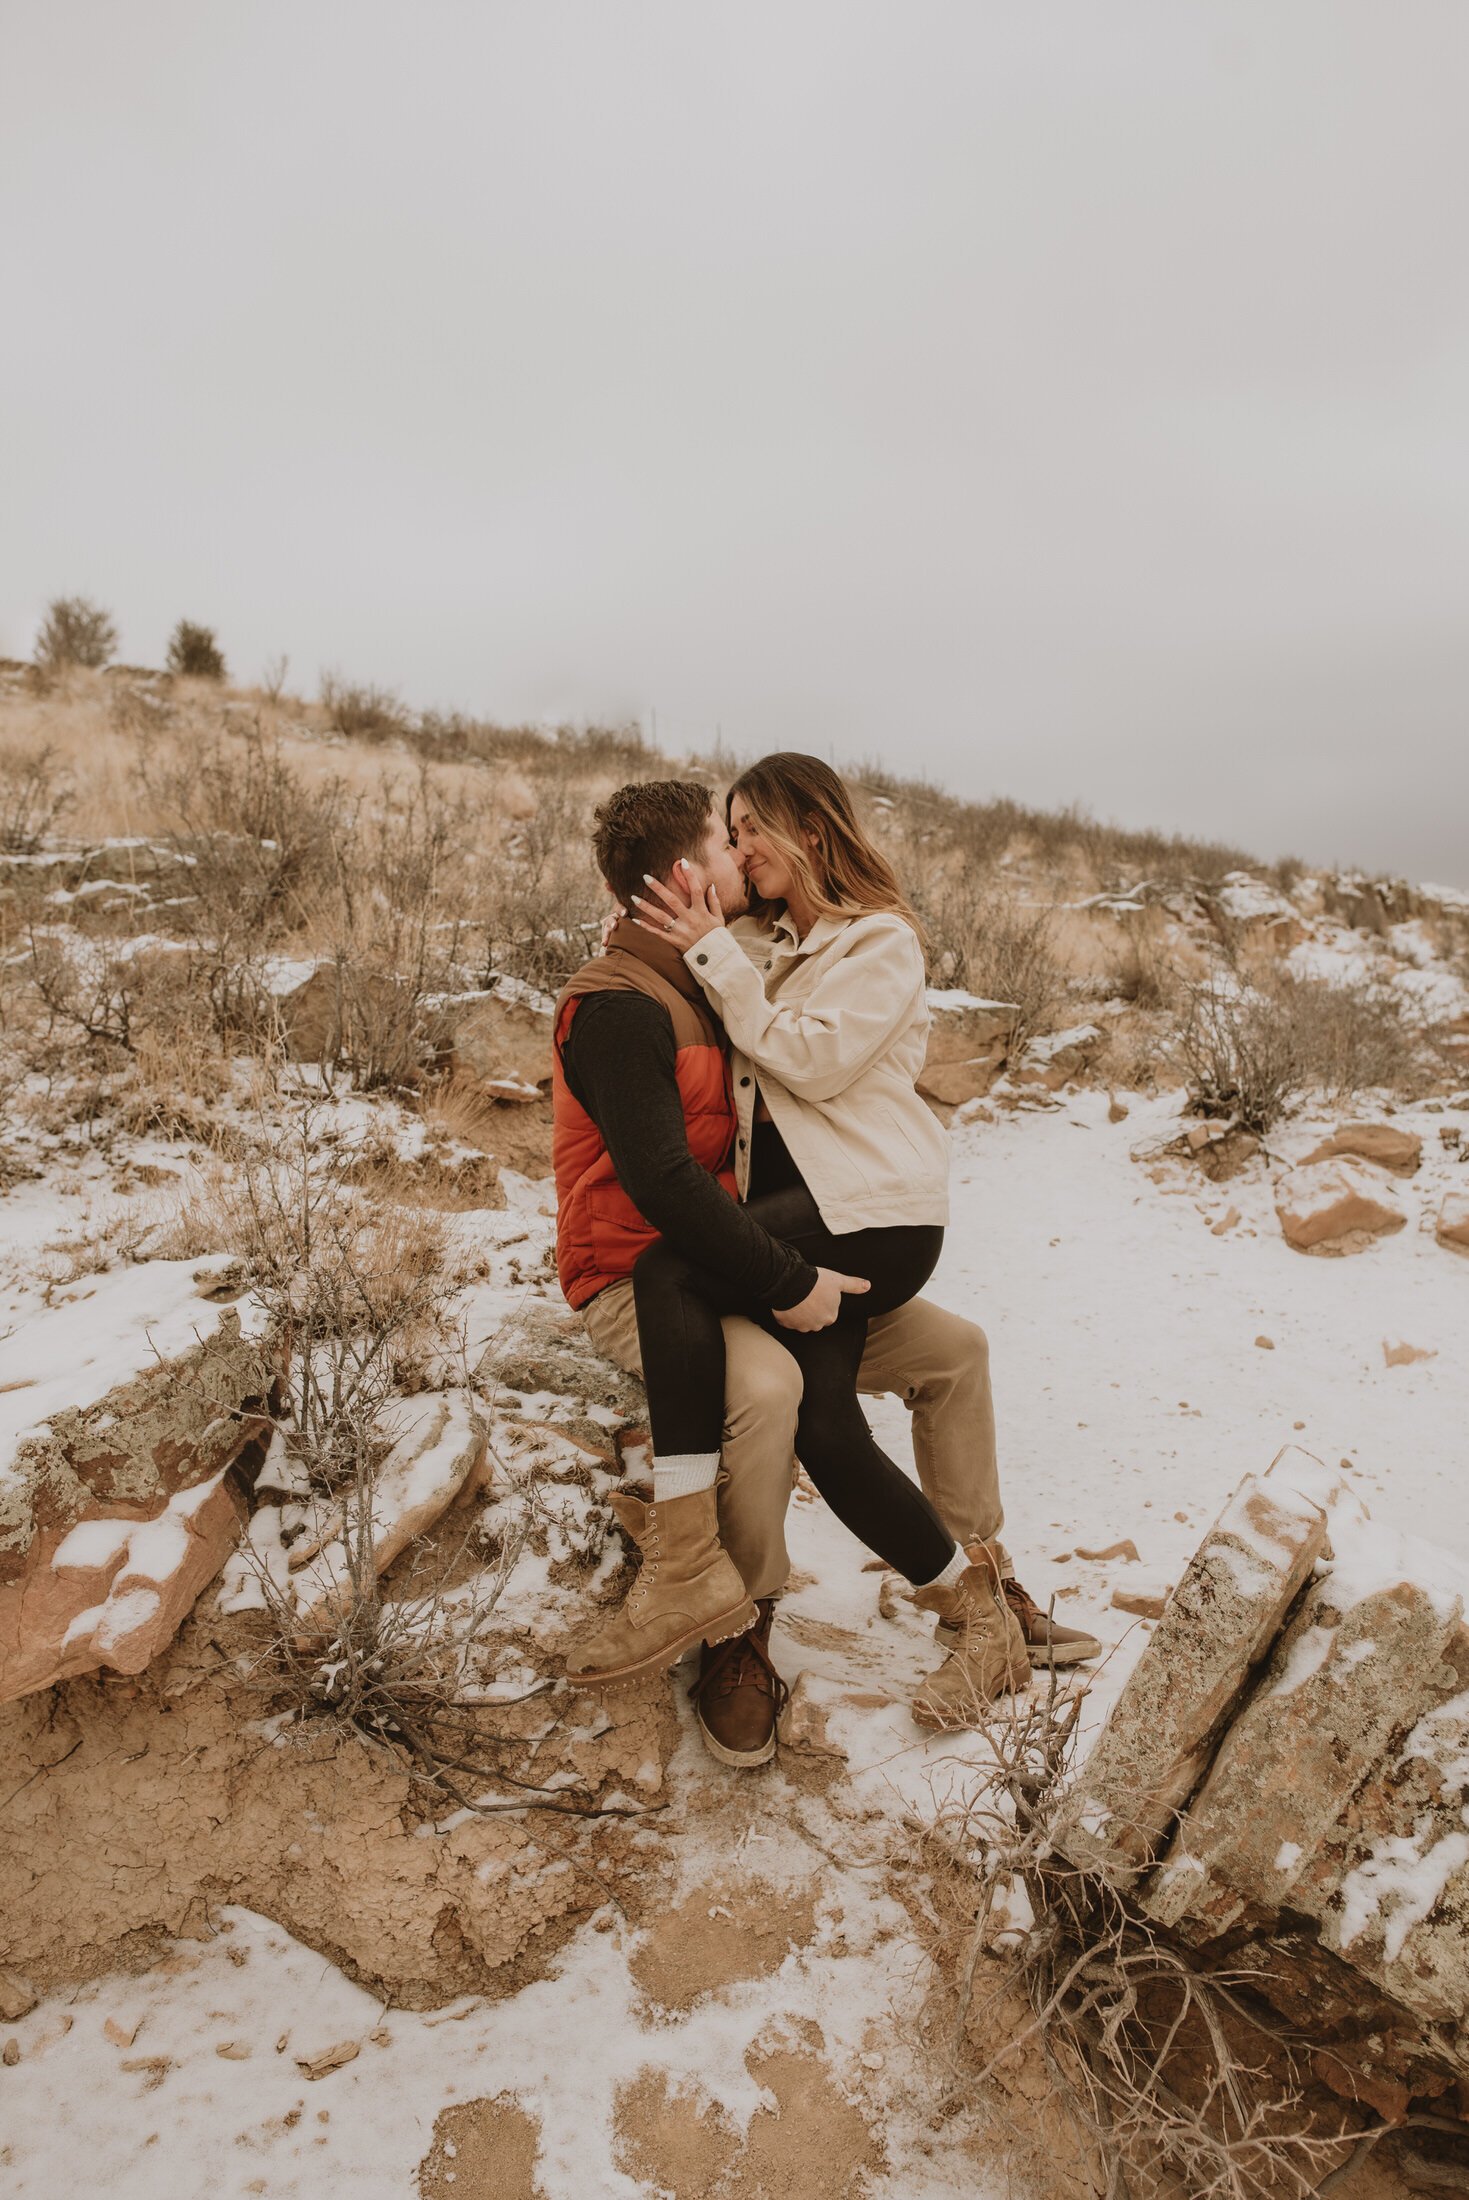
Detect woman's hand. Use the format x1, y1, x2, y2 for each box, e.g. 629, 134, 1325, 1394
630, 863, 725, 952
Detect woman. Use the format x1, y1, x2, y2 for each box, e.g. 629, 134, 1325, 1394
620, 754, 1026, 1718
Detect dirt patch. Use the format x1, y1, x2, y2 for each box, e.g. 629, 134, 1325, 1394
417, 2094, 545, 2199
0, 1607, 675, 2009
628, 1877, 819, 2013
777, 1613, 888, 1668
614, 2034, 883, 2198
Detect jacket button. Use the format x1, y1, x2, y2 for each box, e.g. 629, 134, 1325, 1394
695, 952, 708, 966
762, 960, 771, 970
739, 1076, 750, 1088
738, 1136, 747, 1149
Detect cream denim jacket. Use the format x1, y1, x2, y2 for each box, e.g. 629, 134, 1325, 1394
684, 907, 950, 1234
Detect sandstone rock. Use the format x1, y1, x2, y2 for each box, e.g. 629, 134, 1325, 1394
428, 984, 554, 1098
1111, 1583, 1170, 1619
0, 1970, 36, 2021
1168, 1123, 1261, 1182
1209, 873, 1306, 955
262, 958, 410, 1066
1255, 1335, 1275, 1349
1300, 1122, 1423, 1178
291, 1391, 490, 1632
918, 993, 1018, 1105
1209, 1204, 1241, 1236
0, 1260, 278, 1704
1011, 1023, 1103, 1091
1055, 1451, 1335, 1886
1436, 1191, 1469, 1256
1143, 1548, 1468, 1971
775, 1670, 892, 1760
1075, 1539, 1140, 1564
1274, 1157, 1408, 1255
477, 1303, 648, 1465
298, 2038, 361, 2079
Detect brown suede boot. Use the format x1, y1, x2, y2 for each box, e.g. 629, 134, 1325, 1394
911, 1540, 1029, 1729
691, 1598, 788, 1769
566, 1485, 758, 1688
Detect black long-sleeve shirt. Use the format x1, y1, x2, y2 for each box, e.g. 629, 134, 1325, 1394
561, 990, 818, 1311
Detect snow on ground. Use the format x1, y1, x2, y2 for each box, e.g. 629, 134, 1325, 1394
3, 1082, 1468, 2193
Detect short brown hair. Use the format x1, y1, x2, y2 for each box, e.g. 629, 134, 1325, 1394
592, 779, 716, 909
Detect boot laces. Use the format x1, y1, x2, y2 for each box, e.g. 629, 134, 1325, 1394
1002, 1577, 1044, 1632
691, 1614, 790, 1719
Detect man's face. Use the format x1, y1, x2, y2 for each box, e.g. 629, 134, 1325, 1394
679, 810, 749, 916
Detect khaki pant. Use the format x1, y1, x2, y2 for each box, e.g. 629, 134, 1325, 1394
581, 1278, 1006, 1600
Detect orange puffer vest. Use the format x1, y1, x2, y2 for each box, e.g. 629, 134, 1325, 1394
552, 922, 737, 1310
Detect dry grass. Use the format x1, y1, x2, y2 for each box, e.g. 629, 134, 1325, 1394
906, 1681, 1361, 2200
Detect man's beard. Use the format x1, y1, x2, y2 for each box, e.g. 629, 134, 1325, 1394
721, 875, 751, 917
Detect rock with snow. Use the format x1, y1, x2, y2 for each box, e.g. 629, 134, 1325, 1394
0, 1261, 279, 1704
1208, 872, 1306, 956
1010, 1022, 1103, 1092
917, 994, 1018, 1106
476, 1303, 648, 1466
1062, 1453, 1469, 2088
1299, 1121, 1423, 1178
1436, 1191, 1469, 1256
1110, 1582, 1171, 1620
1273, 1157, 1408, 1255
1056, 1450, 1334, 1884
263, 959, 415, 1067
1141, 1502, 1469, 2055
291, 1391, 490, 1631
427, 984, 554, 1099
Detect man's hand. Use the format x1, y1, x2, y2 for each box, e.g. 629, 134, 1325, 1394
772, 1267, 871, 1332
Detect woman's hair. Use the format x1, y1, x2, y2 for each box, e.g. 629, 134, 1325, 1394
726, 753, 922, 937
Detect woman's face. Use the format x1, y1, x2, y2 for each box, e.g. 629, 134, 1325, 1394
728, 795, 796, 904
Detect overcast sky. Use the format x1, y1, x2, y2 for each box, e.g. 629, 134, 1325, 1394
3, 2, 1466, 882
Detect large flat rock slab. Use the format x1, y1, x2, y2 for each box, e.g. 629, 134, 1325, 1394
0, 1260, 278, 1702
1055, 1449, 1335, 1885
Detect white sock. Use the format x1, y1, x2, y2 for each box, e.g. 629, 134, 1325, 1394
652, 1451, 719, 1503
919, 1545, 969, 1594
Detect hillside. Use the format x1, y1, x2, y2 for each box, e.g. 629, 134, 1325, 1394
2, 662, 1468, 2198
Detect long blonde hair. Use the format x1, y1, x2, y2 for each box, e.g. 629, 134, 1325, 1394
727, 753, 923, 938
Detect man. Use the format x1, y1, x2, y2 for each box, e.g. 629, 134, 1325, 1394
551, 779, 1098, 1766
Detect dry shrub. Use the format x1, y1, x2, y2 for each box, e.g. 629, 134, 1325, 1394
479, 777, 606, 991
320, 672, 411, 744
166, 619, 226, 680
34, 594, 117, 672
911, 1681, 1354, 2198
965, 894, 1064, 1052
1281, 974, 1431, 1101
1176, 982, 1301, 1135
1178, 974, 1429, 1133
0, 740, 74, 852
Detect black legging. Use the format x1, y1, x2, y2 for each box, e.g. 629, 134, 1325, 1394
631, 1172, 956, 1585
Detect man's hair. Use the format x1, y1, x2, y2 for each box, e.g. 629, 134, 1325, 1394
592, 779, 715, 909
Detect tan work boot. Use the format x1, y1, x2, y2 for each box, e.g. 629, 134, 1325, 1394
934, 1575, 1102, 1668
911, 1540, 1029, 1729
566, 1485, 758, 1688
